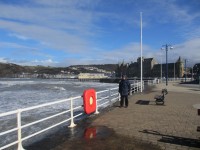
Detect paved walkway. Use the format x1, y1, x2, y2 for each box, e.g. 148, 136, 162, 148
91, 82, 200, 150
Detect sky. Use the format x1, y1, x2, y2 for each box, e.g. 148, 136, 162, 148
0, 0, 200, 67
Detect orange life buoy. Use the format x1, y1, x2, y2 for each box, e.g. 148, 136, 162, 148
82, 89, 96, 114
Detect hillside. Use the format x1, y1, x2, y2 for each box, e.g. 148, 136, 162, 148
69, 64, 118, 73
0, 63, 29, 77
0, 63, 117, 77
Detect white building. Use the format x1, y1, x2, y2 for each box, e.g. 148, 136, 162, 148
78, 73, 107, 79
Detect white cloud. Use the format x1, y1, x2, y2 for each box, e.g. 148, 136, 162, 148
8, 33, 30, 40
9, 59, 59, 66
33, 59, 54, 63
0, 0, 100, 53
173, 38, 200, 65
152, 38, 200, 66
68, 42, 155, 65
0, 20, 90, 53
0, 41, 36, 49
0, 58, 8, 63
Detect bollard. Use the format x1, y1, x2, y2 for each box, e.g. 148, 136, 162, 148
129, 85, 132, 95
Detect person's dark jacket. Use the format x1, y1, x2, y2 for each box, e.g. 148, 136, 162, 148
118, 79, 131, 96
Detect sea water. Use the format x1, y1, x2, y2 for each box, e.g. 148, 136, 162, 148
0, 78, 117, 148
0, 78, 117, 113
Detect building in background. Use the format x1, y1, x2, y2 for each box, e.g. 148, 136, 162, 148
78, 73, 107, 79
116, 56, 184, 78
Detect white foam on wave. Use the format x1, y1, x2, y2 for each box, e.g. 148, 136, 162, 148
0, 79, 117, 113
53, 86, 66, 91
0, 80, 35, 88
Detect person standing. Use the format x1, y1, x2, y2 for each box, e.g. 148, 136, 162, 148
118, 75, 131, 108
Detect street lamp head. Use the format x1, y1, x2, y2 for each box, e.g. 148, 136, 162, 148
170, 46, 173, 49
161, 48, 165, 50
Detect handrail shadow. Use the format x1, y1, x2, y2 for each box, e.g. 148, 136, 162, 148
139, 129, 200, 148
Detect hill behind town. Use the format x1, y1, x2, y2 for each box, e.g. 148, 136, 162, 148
0, 63, 118, 77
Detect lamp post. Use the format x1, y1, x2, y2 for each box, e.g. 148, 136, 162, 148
174, 61, 175, 81
193, 64, 199, 81
191, 67, 194, 81
140, 12, 143, 92
160, 56, 162, 83
161, 44, 173, 86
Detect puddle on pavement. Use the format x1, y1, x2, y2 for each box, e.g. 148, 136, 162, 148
83, 126, 112, 140
54, 126, 161, 150
26, 124, 161, 150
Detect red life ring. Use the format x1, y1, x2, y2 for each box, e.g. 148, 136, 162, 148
82, 89, 96, 114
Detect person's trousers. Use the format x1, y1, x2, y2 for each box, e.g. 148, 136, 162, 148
120, 95, 128, 107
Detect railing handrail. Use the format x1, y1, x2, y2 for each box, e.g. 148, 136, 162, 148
0, 81, 144, 150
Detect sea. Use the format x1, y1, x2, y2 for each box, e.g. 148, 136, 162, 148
0, 78, 118, 149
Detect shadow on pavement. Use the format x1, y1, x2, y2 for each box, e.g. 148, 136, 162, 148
135, 100, 166, 106
189, 89, 200, 91
139, 129, 200, 148
135, 100, 150, 105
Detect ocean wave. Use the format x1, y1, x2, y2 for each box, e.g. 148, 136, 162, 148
53, 86, 66, 91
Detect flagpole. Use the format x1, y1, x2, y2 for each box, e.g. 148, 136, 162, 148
140, 12, 143, 92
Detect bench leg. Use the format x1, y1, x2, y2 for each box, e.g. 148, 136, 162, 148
198, 109, 200, 115
155, 100, 164, 105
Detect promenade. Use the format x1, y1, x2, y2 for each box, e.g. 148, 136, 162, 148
91, 82, 200, 150
28, 82, 200, 150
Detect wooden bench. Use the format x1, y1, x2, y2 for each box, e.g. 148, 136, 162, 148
154, 88, 168, 105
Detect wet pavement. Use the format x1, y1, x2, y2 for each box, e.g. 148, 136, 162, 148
25, 82, 200, 150
25, 106, 160, 150
26, 124, 160, 150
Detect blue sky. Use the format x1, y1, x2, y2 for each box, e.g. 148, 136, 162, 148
0, 0, 200, 67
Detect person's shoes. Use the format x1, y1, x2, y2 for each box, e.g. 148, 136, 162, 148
125, 106, 128, 108
119, 105, 123, 108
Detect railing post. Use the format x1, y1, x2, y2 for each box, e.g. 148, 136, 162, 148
17, 109, 25, 150
109, 89, 112, 105
142, 81, 144, 90
94, 92, 99, 114
142, 81, 143, 90
130, 85, 132, 95
135, 83, 137, 92
139, 81, 141, 91
69, 98, 76, 128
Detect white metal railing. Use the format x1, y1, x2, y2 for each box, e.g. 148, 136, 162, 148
147, 78, 192, 85
0, 82, 143, 150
